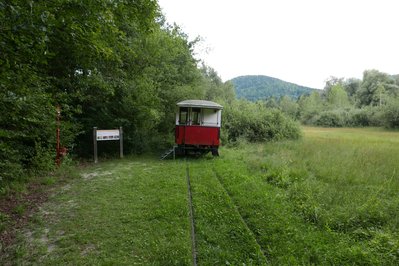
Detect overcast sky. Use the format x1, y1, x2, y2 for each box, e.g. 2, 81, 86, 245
158, 0, 399, 89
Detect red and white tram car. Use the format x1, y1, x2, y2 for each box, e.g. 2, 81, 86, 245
175, 100, 223, 156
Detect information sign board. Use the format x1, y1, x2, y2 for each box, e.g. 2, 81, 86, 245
96, 129, 120, 141
93, 127, 123, 163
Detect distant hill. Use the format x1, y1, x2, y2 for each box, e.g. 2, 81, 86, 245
229, 75, 317, 101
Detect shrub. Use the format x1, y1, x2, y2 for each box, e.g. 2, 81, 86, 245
222, 100, 301, 143
0, 86, 57, 190
315, 110, 347, 127
347, 108, 371, 126
0, 142, 25, 192
381, 98, 399, 128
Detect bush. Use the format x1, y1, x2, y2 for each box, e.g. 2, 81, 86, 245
0, 88, 56, 190
311, 107, 387, 128
315, 110, 347, 127
0, 142, 25, 192
381, 98, 399, 128
347, 108, 371, 126
222, 100, 301, 143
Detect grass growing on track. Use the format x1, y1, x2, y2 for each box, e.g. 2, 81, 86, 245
188, 161, 266, 265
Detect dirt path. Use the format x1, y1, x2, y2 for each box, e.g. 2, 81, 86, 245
0, 181, 51, 255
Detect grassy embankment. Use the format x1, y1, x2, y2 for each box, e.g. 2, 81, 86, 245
2, 127, 398, 264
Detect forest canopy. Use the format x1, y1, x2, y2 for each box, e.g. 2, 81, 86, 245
0, 0, 202, 185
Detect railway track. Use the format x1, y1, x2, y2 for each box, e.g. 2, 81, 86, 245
185, 161, 267, 265
185, 161, 197, 266
212, 168, 268, 261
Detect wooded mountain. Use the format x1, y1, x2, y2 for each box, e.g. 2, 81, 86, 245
230, 75, 316, 101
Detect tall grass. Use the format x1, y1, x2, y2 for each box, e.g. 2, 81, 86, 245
210, 127, 399, 264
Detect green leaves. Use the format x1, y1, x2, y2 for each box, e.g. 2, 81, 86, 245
222, 100, 301, 143
327, 84, 350, 108
294, 70, 399, 127
382, 98, 399, 128
357, 70, 397, 107
1, 0, 215, 184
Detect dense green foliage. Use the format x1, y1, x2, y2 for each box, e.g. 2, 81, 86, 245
0, 0, 203, 187
221, 100, 301, 143
230, 75, 316, 101
273, 70, 399, 128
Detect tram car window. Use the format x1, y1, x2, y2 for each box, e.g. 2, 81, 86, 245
191, 108, 201, 125
179, 107, 188, 125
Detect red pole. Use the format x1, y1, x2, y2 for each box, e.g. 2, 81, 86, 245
56, 106, 61, 167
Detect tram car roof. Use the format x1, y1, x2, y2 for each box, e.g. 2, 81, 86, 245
176, 100, 223, 110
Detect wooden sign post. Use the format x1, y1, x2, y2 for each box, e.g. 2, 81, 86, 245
93, 127, 123, 163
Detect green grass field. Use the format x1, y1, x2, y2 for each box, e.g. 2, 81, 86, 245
2, 127, 399, 264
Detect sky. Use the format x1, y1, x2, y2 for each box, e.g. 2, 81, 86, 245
158, 0, 399, 89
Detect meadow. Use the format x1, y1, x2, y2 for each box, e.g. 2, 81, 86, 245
1, 127, 398, 265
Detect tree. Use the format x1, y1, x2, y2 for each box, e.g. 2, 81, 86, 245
327, 84, 350, 108
1, 0, 208, 185
381, 97, 399, 128
1, 0, 56, 184
264, 97, 279, 109
279, 96, 299, 119
343, 78, 361, 99
298, 91, 323, 124
357, 70, 396, 106
202, 65, 235, 103
323, 76, 344, 99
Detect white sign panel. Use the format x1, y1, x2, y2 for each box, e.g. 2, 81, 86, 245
96, 129, 120, 141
